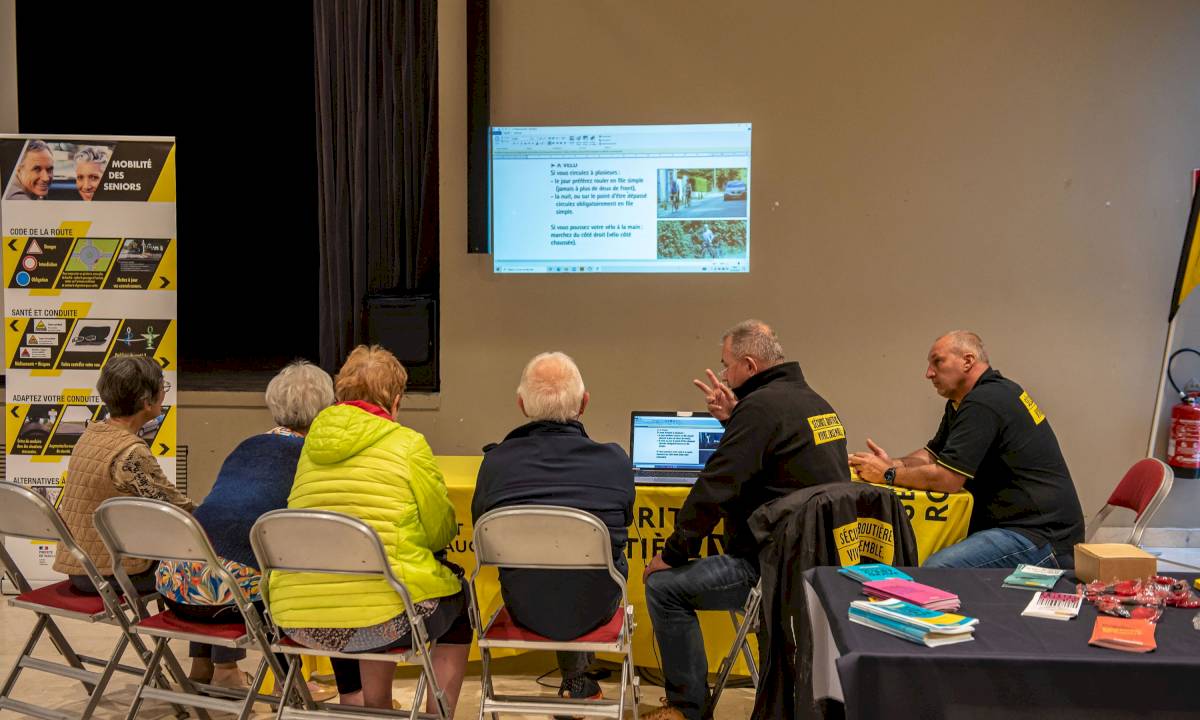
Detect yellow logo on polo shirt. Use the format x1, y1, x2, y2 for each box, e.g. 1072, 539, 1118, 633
808, 412, 846, 445
1019, 391, 1045, 425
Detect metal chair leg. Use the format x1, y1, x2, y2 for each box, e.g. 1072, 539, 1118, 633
709, 582, 762, 714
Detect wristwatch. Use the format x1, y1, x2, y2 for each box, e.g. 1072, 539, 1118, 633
883, 467, 896, 487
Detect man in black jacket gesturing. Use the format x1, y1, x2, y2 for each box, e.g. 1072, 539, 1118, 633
641, 321, 850, 720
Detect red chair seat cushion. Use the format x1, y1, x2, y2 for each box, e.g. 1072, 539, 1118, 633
15, 580, 107, 615
137, 610, 247, 641
1108, 459, 1167, 516
483, 605, 623, 644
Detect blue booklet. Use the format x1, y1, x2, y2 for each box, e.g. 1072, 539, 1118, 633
1003, 564, 1064, 591
849, 598, 978, 647
850, 598, 978, 631
849, 604, 976, 647
838, 563, 913, 583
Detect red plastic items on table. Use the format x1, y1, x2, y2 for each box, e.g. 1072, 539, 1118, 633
1078, 575, 1200, 620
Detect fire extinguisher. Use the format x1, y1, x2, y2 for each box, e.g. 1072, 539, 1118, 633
1167, 348, 1200, 479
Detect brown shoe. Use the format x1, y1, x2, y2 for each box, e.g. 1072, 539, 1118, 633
187, 658, 214, 684
210, 670, 253, 691
639, 698, 686, 720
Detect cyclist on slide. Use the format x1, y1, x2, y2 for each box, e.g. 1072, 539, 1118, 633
700, 224, 717, 258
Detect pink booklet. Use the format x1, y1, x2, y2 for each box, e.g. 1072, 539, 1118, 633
862, 579, 960, 610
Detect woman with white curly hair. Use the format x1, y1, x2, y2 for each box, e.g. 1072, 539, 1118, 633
155, 360, 335, 689
73, 146, 111, 201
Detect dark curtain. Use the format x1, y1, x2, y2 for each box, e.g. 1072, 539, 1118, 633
314, 0, 439, 372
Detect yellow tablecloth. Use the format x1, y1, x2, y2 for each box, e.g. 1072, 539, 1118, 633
846, 477, 975, 564
436, 456, 973, 674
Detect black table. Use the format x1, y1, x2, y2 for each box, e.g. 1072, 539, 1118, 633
804, 567, 1200, 720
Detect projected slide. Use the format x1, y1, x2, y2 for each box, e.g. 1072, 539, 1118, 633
491, 123, 751, 274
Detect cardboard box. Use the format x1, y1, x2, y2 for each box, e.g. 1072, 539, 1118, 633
1074, 543, 1157, 583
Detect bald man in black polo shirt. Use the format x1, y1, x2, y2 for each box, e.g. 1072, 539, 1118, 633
850, 331, 1084, 569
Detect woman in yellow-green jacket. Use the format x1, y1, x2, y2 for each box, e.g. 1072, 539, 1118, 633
270, 345, 471, 712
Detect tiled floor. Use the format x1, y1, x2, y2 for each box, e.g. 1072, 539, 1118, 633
0, 600, 756, 719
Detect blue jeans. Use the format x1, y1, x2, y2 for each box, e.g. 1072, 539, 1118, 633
923, 528, 1057, 569
645, 555, 758, 720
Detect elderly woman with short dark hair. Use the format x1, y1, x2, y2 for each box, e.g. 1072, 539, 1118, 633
154, 360, 335, 689
54, 355, 192, 592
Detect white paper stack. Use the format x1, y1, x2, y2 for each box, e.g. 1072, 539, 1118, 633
1021, 591, 1083, 621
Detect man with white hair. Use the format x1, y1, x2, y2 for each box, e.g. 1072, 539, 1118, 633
472, 352, 634, 709
5, 139, 54, 200
850, 330, 1084, 569
641, 320, 850, 720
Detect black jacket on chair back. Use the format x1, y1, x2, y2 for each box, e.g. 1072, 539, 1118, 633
748, 482, 919, 720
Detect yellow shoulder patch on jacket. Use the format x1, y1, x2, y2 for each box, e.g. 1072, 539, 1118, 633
808, 413, 845, 445
1019, 391, 1045, 425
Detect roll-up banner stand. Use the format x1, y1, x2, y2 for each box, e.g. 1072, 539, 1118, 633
0, 135, 177, 591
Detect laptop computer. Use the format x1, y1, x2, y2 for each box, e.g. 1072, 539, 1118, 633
630, 411, 726, 485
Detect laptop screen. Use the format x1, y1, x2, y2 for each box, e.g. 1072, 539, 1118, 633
630, 412, 726, 472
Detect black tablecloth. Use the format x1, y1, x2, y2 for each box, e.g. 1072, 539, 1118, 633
806, 567, 1200, 720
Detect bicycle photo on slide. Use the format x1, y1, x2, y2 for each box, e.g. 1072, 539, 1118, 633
656, 167, 748, 219
655, 220, 747, 260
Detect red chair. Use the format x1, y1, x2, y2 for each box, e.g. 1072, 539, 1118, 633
0, 482, 182, 720
93, 497, 292, 720
469, 505, 639, 719
1085, 458, 1174, 546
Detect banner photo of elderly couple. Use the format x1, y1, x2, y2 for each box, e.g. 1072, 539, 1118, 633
0, 137, 174, 202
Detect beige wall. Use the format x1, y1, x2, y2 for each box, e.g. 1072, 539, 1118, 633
177, 393, 274, 497
181, 1, 1200, 521
0, 0, 16, 134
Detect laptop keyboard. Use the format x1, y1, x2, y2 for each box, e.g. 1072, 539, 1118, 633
635, 474, 695, 483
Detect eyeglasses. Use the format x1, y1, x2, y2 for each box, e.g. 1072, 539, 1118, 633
162, 381, 172, 393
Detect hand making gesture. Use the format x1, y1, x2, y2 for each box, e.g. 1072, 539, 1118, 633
693, 369, 737, 421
